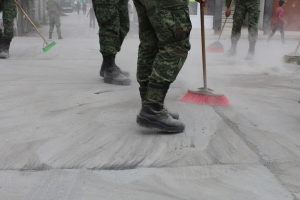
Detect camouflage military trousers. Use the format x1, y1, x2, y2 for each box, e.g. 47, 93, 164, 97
92, 0, 129, 56
133, 0, 191, 86
232, 0, 260, 42
0, 0, 17, 39
49, 13, 61, 34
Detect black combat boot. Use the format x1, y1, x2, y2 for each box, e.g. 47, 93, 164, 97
224, 39, 238, 57
102, 54, 131, 85
137, 82, 185, 132
58, 33, 63, 39
49, 33, 52, 39
100, 54, 130, 77
0, 38, 12, 59
245, 41, 256, 60
139, 86, 179, 120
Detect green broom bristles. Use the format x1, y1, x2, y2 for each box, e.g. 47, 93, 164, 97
43, 41, 57, 53
284, 52, 300, 63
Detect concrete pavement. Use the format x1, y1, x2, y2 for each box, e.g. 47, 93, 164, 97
0, 11, 300, 200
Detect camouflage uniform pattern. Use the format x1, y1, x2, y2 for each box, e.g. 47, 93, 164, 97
226, 0, 260, 42
0, 0, 17, 39
133, 0, 191, 87
92, 0, 129, 56
46, 0, 62, 34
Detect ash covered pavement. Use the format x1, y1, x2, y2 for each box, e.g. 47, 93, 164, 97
0, 11, 300, 200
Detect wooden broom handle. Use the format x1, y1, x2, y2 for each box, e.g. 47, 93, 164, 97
218, 0, 234, 41
13, 0, 48, 45
295, 40, 300, 52
200, 3, 207, 90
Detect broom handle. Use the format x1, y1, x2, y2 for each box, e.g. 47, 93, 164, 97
295, 40, 300, 52
218, 0, 234, 41
200, 3, 207, 90
13, 0, 49, 45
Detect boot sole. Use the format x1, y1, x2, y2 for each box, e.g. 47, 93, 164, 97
104, 77, 131, 85
136, 115, 185, 133
100, 71, 130, 78
0, 54, 9, 58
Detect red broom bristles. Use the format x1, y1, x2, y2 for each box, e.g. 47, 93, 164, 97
206, 45, 225, 53
180, 91, 230, 106
206, 41, 225, 53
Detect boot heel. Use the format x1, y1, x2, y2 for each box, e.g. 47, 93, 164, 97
103, 77, 113, 84
136, 115, 155, 129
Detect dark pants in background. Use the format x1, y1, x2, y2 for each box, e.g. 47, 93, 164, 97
268, 25, 285, 44
90, 17, 95, 28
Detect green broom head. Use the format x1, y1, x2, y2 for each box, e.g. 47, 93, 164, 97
43, 41, 57, 53
284, 52, 300, 63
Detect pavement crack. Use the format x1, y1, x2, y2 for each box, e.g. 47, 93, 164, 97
94, 90, 113, 94
214, 108, 300, 200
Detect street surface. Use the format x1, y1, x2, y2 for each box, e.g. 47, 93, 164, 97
0, 10, 300, 200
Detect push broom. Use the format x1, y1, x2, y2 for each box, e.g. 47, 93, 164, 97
206, 0, 234, 53
13, 0, 57, 52
181, 3, 229, 106
284, 40, 300, 64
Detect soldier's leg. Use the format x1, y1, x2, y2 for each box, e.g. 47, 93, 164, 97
133, 0, 181, 120
0, 3, 3, 52
0, 29, 3, 52
115, 0, 129, 52
49, 16, 55, 39
135, 0, 191, 132
55, 17, 62, 39
247, 1, 260, 43
0, 0, 17, 58
149, 3, 191, 85
133, 0, 158, 89
93, 0, 131, 85
93, 0, 120, 56
231, 4, 247, 43
246, 0, 260, 59
225, 2, 247, 57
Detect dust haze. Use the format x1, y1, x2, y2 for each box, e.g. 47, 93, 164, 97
0, 1, 300, 200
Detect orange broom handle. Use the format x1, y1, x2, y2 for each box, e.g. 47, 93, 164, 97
218, 0, 234, 41
200, 3, 207, 90
13, 0, 49, 45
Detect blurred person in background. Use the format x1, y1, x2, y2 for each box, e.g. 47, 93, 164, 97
82, 2, 87, 15
267, 0, 287, 46
87, 7, 96, 28
224, 0, 260, 60
76, 1, 81, 14
46, 0, 63, 40
92, 0, 131, 85
0, 0, 17, 58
